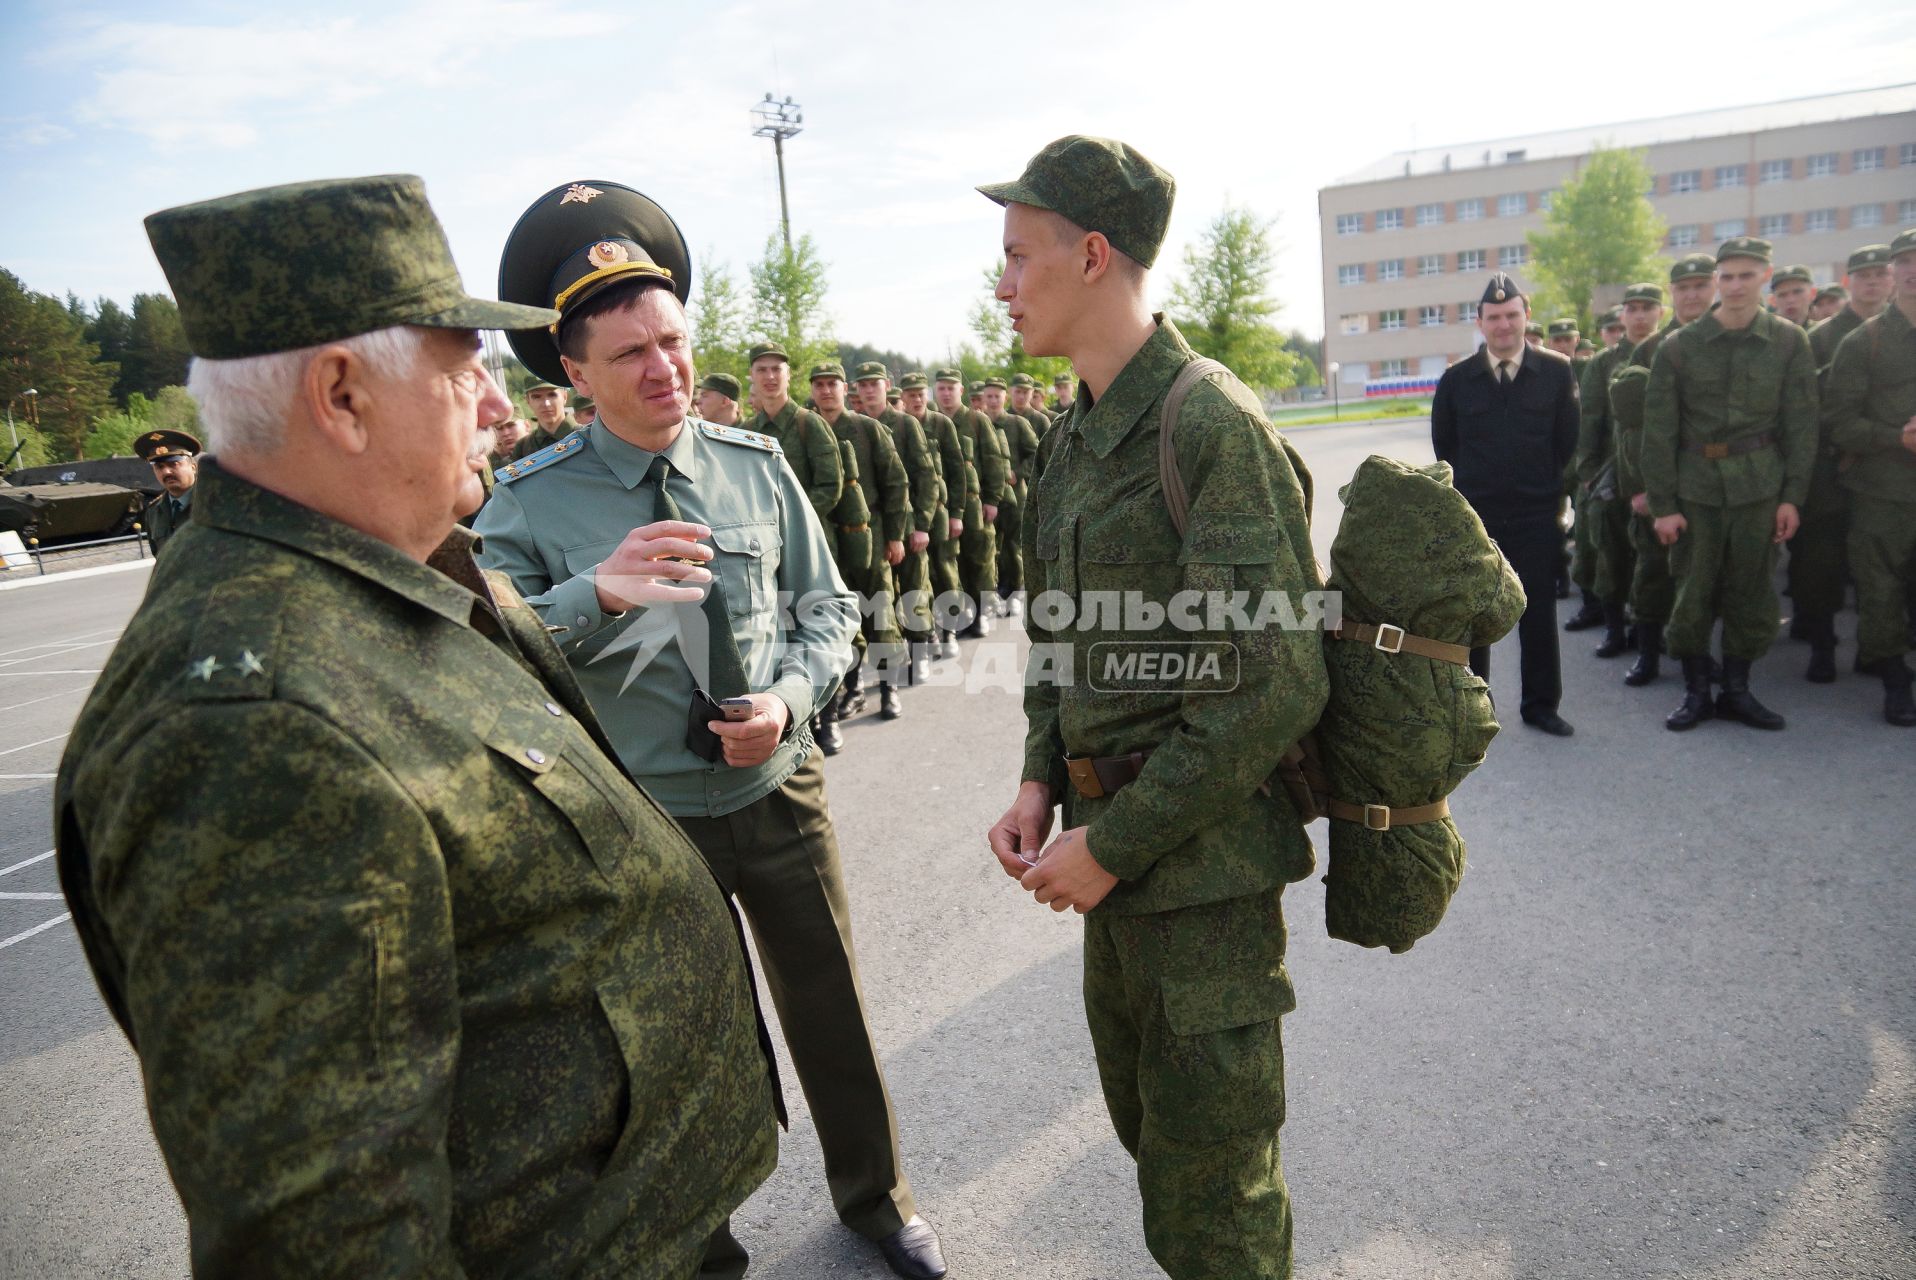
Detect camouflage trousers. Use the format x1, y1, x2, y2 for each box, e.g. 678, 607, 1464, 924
1628, 513, 1676, 626
892, 546, 935, 640
995, 497, 1024, 595
1848, 494, 1916, 669
1569, 493, 1598, 593
1666, 500, 1781, 661
1784, 457, 1850, 624
1588, 492, 1635, 607
1084, 891, 1295, 1280
959, 511, 998, 621
930, 519, 964, 606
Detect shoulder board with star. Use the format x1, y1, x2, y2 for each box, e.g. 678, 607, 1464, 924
178, 579, 286, 701
496, 431, 587, 485
696, 419, 783, 455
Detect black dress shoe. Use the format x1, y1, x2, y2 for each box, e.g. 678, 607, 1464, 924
1521, 712, 1574, 737
877, 1216, 948, 1279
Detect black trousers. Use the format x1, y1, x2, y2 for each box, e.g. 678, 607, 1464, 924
1471, 516, 1564, 720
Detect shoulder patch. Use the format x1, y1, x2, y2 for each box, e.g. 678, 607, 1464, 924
496, 431, 588, 484
179, 577, 288, 702
697, 419, 784, 454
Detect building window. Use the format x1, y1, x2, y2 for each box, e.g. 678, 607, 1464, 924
1668, 225, 1699, 249
1338, 313, 1370, 336
1853, 203, 1883, 229
1498, 244, 1528, 268
1458, 301, 1480, 324
1537, 190, 1555, 211
1340, 362, 1369, 384
1853, 147, 1885, 172
1415, 202, 1444, 227
1669, 169, 1701, 194
1498, 193, 1526, 217
1760, 158, 1792, 184
1715, 164, 1746, 188
1338, 263, 1366, 287
1379, 359, 1409, 378
1806, 152, 1837, 179
1418, 254, 1444, 277
1901, 198, 1916, 223
1376, 208, 1404, 232
1903, 144, 1916, 167
1379, 309, 1405, 332
1805, 208, 1837, 233
1457, 248, 1486, 272
1758, 213, 1791, 238
1419, 305, 1445, 327
1457, 197, 1484, 221
1335, 212, 1364, 236
1713, 218, 1746, 240
1502, 150, 1526, 164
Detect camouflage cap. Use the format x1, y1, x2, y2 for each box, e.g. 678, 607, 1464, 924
977, 135, 1175, 268
886, 389, 901, 403
933, 367, 963, 383
1480, 272, 1523, 305
133, 428, 202, 460
1847, 244, 1892, 271
1622, 283, 1665, 304
982, 375, 1009, 390
1009, 372, 1037, 387
967, 380, 986, 394
1598, 306, 1626, 327
699, 372, 741, 399
1816, 284, 1849, 301
145, 175, 555, 361
1892, 228, 1916, 261
851, 360, 889, 382
896, 372, 929, 390
1770, 262, 1813, 287
1524, 322, 1544, 337
1718, 236, 1774, 265
1546, 319, 1577, 337
1669, 253, 1716, 282
1575, 339, 1595, 352
809, 360, 846, 382
525, 379, 561, 393
747, 341, 789, 365
1054, 372, 1072, 384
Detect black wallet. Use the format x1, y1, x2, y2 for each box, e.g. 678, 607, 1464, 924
686, 689, 726, 763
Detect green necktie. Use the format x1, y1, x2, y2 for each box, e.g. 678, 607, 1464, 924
645, 454, 750, 698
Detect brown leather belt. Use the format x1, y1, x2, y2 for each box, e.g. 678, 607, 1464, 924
1322, 796, 1451, 831
1685, 431, 1776, 460
1065, 751, 1150, 799
838, 522, 870, 533
1332, 622, 1471, 667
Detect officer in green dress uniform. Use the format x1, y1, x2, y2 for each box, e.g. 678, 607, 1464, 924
58, 174, 778, 1278
934, 368, 1008, 635
982, 135, 1327, 1280
475, 181, 946, 1279
132, 428, 199, 555
898, 371, 975, 657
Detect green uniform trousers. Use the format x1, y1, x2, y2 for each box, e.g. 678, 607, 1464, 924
1667, 500, 1782, 661
995, 497, 1024, 595
1083, 891, 1295, 1280
930, 523, 963, 606
680, 754, 914, 1268
1784, 456, 1851, 624
1570, 494, 1598, 594
1848, 494, 1916, 669
959, 516, 997, 618
1588, 493, 1635, 607
1628, 513, 1676, 626
892, 547, 935, 640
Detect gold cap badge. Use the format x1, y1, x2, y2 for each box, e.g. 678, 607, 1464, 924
587, 241, 630, 269
560, 183, 604, 206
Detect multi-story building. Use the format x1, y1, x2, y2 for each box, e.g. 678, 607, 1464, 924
1318, 84, 1916, 394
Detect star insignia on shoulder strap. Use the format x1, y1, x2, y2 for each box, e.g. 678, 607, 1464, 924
237, 650, 265, 677
188, 656, 222, 682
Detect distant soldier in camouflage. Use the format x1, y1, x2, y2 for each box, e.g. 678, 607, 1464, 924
697, 371, 744, 426
900, 371, 974, 658
746, 340, 845, 525
1572, 286, 1662, 661
1809, 283, 1848, 325
982, 135, 1327, 1280
1770, 264, 1817, 328
132, 428, 200, 556
511, 379, 577, 460
58, 174, 777, 1279
1524, 320, 1545, 349
934, 368, 1008, 636
1824, 228, 1916, 725
1546, 318, 1579, 360
982, 376, 1042, 617
1051, 370, 1075, 413
1598, 306, 1626, 351
1643, 237, 1817, 731
1010, 371, 1054, 431
855, 361, 940, 679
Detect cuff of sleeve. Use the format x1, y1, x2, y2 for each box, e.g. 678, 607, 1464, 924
548, 571, 622, 645
1647, 495, 1679, 519
1082, 812, 1153, 882
767, 674, 816, 732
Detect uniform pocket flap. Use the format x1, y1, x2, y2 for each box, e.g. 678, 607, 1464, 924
711, 523, 779, 557
561, 538, 625, 576
482, 702, 572, 776
1160, 964, 1295, 1036
1178, 513, 1283, 565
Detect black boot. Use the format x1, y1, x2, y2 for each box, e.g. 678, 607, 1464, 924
836, 666, 867, 719
1666, 656, 1716, 731
1593, 601, 1631, 658
1878, 659, 1916, 727
879, 680, 903, 720
1715, 656, 1786, 730
1625, 622, 1663, 686
1563, 590, 1604, 631
956, 596, 991, 639
814, 710, 842, 756
1804, 616, 1837, 684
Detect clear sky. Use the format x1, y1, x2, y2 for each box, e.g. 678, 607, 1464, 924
3, 0, 1911, 368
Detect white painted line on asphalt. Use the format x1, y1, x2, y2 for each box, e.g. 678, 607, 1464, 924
3, 669, 105, 677
0, 733, 68, 758
0, 625, 122, 659
0, 686, 96, 715
0, 891, 62, 900
0, 639, 122, 668
0, 850, 55, 876
0, 559, 154, 592
0, 913, 70, 949
0, 774, 56, 780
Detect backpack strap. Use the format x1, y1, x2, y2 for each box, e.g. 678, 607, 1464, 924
1157, 356, 1229, 537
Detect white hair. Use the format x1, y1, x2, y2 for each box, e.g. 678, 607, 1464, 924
186, 325, 428, 454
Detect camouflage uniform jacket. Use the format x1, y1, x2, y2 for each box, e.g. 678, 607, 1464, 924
917, 407, 980, 521
1608, 318, 1679, 500
1641, 308, 1818, 516
1571, 341, 1632, 491
1809, 304, 1869, 373
55, 461, 776, 1280
994, 411, 1043, 506
950, 403, 1010, 508
1827, 304, 1916, 505
877, 406, 944, 533
829, 410, 911, 545
510, 411, 579, 462
1022, 318, 1328, 916
750, 397, 845, 523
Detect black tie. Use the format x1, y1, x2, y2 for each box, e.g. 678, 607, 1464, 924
645, 454, 749, 698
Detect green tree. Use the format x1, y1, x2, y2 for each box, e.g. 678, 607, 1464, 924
85, 298, 134, 401
691, 250, 751, 385
1283, 329, 1324, 387
749, 233, 835, 373
120, 293, 191, 402
0, 268, 118, 459
1165, 207, 1306, 392
967, 260, 1071, 386
1526, 148, 1667, 335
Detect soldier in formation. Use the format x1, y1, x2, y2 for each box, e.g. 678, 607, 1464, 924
979, 375, 1041, 619
934, 367, 1008, 635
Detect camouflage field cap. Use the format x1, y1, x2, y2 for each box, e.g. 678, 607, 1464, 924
525, 378, 560, 392
967, 380, 986, 394
886, 389, 901, 404
1576, 339, 1595, 352
977, 135, 1176, 268
809, 360, 846, 382
133, 429, 201, 461
1892, 229, 1916, 261
1009, 372, 1037, 388
1546, 319, 1577, 337
933, 367, 963, 383
982, 375, 1008, 390
1480, 272, 1523, 305
851, 360, 889, 382
498, 179, 691, 387
699, 372, 741, 399
1718, 236, 1773, 265
145, 175, 556, 361
1847, 244, 1892, 271
1622, 283, 1665, 304
895, 372, 929, 390
1598, 306, 1626, 327
1816, 283, 1849, 301
1669, 253, 1716, 282
747, 341, 789, 365
1054, 372, 1071, 385
1770, 263, 1813, 286
1524, 322, 1544, 337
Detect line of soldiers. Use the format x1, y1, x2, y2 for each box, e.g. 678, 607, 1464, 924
1563, 228, 1916, 728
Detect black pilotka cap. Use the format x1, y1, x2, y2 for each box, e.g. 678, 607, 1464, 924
1479, 272, 1523, 305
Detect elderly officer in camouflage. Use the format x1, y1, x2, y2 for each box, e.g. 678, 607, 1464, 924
476, 183, 945, 1279
981, 136, 1328, 1280
934, 367, 1008, 634
899, 370, 975, 656
58, 175, 777, 1279
746, 339, 844, 523
854, 360, 941, 678
1824, 227, 1916, 725
132, 427, 200, 555
1642, 236, 1817, 731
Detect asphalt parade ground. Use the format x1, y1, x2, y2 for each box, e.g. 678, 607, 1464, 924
1, 417, 1910, 1278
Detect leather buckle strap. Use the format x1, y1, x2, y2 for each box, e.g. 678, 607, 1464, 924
1064, 751, 1150, 800
1687, 431, 1776, 461
838, 522, 870, 533
1333, 622, 1471, 668
1323, 796, 1451, 831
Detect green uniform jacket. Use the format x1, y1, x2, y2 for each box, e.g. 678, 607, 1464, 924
877, 406, 943, 533
1809, 304, 1869, 373
1572, 343, 1632, 491
1608, 318, 1679, 500
509, 412, 578, 462
829, 410, 910, 547
1019, 401, 1054, 432
1022, 319, 1328, 916
1827, 304, 1916, 504
994, 411, 1043, 506
951, 404, 1010, 507
1641, 309, 1818, 517
918, 408, 978, 523
142, 489, 192, 555
750, 398, 844, 524
56, 462, 776, 1279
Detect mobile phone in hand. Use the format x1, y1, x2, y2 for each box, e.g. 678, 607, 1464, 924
719, 697, 756, 722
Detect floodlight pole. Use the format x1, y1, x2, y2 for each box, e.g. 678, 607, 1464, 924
6, 388, 38, 452
751, 94, 804, 253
